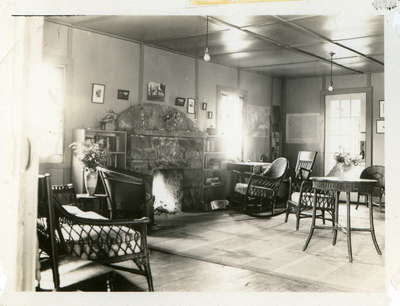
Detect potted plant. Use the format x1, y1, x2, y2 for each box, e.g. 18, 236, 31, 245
69, 140, 107, 195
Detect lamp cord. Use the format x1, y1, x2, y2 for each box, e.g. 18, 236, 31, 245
206, 16, 209, 48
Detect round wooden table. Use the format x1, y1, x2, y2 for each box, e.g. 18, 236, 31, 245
302, 176, 382, 262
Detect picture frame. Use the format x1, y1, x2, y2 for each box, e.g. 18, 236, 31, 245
92, 83, 105, 104
117, 89, 130, 100
207, 111, 213, 119
175, 97, 186, 106
147, 82, 166, 102
377, 119, 385, 134
202, 103, 207, 110
379, 100, 384, 118
187, 98, 195, 114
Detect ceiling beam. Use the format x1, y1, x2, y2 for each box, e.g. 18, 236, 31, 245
209, 16, 364, 74
271, 15, 384, 66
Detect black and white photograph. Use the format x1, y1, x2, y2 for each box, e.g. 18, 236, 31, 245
117, 89, 130, 100
187, 98, 195, 114
175, 97, 186, 106
91, 83, 105, 103
3, 1, 400, 306
147, 81, 166, 101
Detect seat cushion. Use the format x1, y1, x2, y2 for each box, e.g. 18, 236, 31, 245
234, 183, 248, 195
60, 205, 142, 260
290, 192, 332, 205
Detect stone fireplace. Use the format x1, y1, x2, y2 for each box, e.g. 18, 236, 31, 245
116, 104, 206, 213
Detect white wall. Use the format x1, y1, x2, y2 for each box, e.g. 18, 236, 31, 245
283, 72, 384, 175
41, 21, 279, 183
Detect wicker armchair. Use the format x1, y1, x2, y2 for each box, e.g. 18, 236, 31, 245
285, 151, 318, 227
38, 174, 154, 291
356, 166, 385, 211
242, 157, 289, 217
37, 174, 113, 291
285, 179, 335, 231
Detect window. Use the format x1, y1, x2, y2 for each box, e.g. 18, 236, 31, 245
217, 92, 244, 160
38, 64, 65, 163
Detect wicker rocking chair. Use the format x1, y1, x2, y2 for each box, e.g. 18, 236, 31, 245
242, 157, 289, 217
38, 174, 154, 291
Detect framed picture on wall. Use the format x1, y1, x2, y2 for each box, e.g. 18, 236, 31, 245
117, 89, 130, 100
377, 119, 385, 134
379, 100, 384, 118
175, 97, 186, 106
187, 98, 195, 114
147, 82, 166, 101
92, 83, 105, 104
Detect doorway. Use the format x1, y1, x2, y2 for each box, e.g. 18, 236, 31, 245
324, 92, 367, 177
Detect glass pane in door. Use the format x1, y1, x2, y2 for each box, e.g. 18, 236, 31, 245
324, 93, 366, 175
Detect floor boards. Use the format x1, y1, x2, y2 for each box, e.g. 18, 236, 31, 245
115, 203, 385, 292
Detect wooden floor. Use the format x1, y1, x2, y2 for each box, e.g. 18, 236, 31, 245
113, 203, 385, 292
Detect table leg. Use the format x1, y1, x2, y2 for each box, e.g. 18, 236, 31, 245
332, 191, 339, 246
303, 188, 317, 251
369, 193, 382, 255
346, 192, 353, 263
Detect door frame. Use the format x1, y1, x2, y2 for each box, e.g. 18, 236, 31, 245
320, 86, 373, 175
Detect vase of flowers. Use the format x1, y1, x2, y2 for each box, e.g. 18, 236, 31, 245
328, 152, 362, 178
70, 140, 107, 195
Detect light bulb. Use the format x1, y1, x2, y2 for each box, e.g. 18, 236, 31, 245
203, 47, 211, 62
328, 84, 334, 92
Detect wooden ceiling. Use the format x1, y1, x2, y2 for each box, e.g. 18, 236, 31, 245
47, 15, 384, 78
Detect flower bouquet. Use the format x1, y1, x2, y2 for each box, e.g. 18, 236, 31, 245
70, 140, 108, 194
328, 152, 363, 178
333, 152, 362, 166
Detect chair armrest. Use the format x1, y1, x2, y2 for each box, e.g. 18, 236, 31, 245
56, 202, 150, 227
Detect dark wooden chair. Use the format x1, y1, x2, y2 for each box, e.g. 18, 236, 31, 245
38, 174, 154, 291
356, 166, 385, 211
285, 151, 318, 228
242, 157, 289, 217
36, 174, 113, 291
97, 167, 155, 223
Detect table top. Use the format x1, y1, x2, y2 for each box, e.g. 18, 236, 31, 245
76, 193, 108, 199
311, 177, 377, 184
228, 161, 271, 166
310, 176, 378, 193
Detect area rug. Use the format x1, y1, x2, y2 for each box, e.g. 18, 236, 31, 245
148, 205, 385, 292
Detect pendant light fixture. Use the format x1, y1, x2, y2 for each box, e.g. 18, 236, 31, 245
203, 16, 211, 62
328, 52, 335, 92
